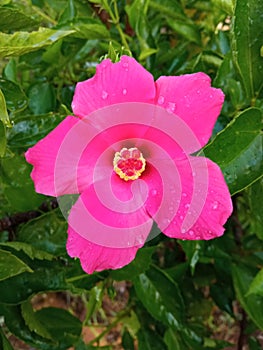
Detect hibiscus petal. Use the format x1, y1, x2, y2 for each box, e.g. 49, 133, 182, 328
25, 116, 79, 196
67, 227, 141, 274
155, 73, 224, 150
146, 156, 232, 240
68, 180, 153, 249
72, 55, 156, 118
25, 116, 111, 196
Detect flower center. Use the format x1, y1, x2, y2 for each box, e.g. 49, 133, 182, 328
113, 147, 146, 181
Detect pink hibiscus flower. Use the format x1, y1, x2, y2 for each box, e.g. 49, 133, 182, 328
25, 55, 233, 274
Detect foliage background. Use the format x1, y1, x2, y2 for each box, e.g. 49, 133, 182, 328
0, 0, 263, 349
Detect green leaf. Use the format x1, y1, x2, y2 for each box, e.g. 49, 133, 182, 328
66, 18, 109, 39
59, 0, 76, 24
164, 328, 181, 350
0, 28, 74, 58
203, 107, 263, 194
149, 0, 186, 21
0, 304, 54, 349
0, 248, 32, 281
125, 0, 156, 58
1, 154, 45, 211
232, 263, 263, 329
212, 0, 234, 14
121, 310, 140, 338
17, 211, 67, 255
0, 79, 28, 113
247, 268, 263, 296
21, 300, 53, 340
35, 307, 82, 348
166, 19, 201, 45
0, 88, 12, 127
0, 327, 14, 350
0, 242, 54, 261
249, 177, 263, 240
0, 120, 7, 157
85, 284, 104, 321
110, 247, 155, 281
0, 7, 39, 31
122, 329, 135, 350
7, 113, 64, 149
180, 241, 202, 275
133, 265, 185, 330
28, 82, 56, 114
138, 327, 167, 350
231, 0, 263, 99
139, 48, 158, 61
210, 283, 234, 315
0, 264, 68, 304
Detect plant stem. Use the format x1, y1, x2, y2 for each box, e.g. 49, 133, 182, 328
88, 308, 131, 345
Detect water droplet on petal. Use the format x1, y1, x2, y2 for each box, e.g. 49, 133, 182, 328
166, 102, 176, 113
151, 189, 158, 196
182, 192, 187, 197
158, 95, 165, 105
122, 62, 129, 71
122, 88, 127, 95
101, 90, 108, 100
185, 203, 190, 209
212, 201, 218, 210
180, 215, 184, 220
189, 230, 194, 236
181, 228, 186, 233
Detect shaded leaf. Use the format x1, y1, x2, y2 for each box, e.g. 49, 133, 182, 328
167, 19, 201, 45
164, 328, 181, 350
17, 211, 67, 255
138, 327, 167, 350
28, 82, 56, 114
133, 265, 185, 330
247, 268, 263, 296
35, 307, 82, 348
110, 247, 155, 281
0, 88, 12, 127
0, 304, 54, 349
0, 242, 54, 261
149, 0, 186, 21
21, 300, 53, 339
0, 7, 39, 32
0, 79, 28, 113
232, 0, 263, 99
249, 177, 263, 240
203, 107, 263, 194
7, 113, 64, 149
232, 264, 263, 329
0, 248, 32, 281
0, 120, 6, 157
0, 263, 69, 304
0, 154, 45, 211
0, 327, 14, 350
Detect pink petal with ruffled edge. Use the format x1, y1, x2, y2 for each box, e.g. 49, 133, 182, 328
146, 156, 232, 240
25, 116, 79, 196
155, 73, 224, 150
68, 177, 152, 249
67, 227, 140, 274
72, 56, 156, 118
25, 116, 116, 197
